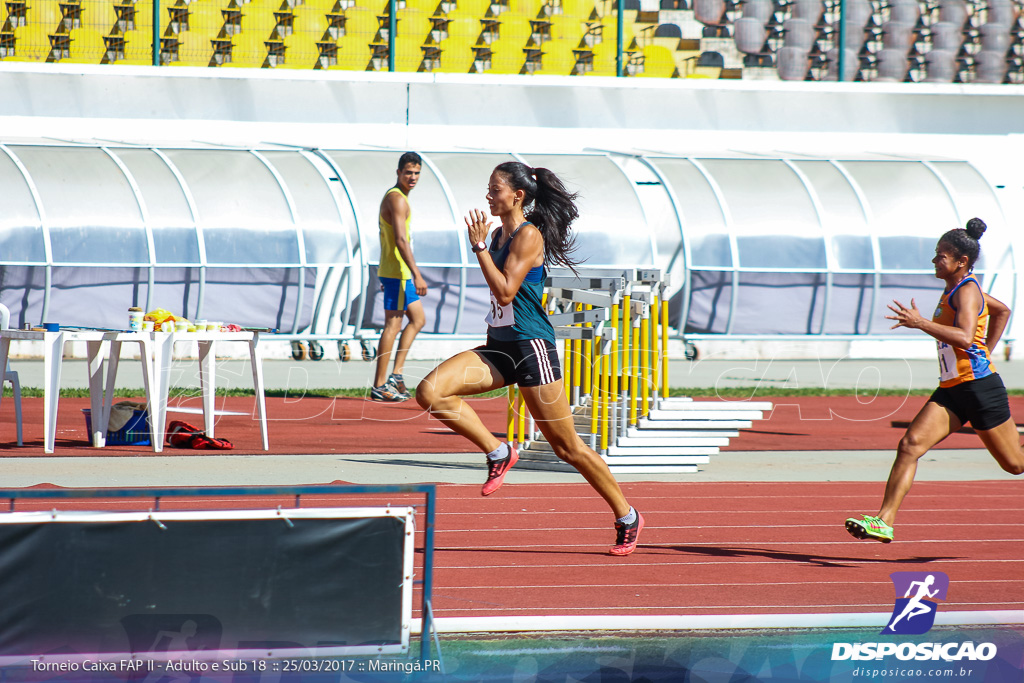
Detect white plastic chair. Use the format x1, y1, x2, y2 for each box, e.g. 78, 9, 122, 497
0, 303, 24, 446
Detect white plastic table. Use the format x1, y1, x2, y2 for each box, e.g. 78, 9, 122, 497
0, 329, 268, 453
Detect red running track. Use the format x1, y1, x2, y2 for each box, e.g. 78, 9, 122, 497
1, 394, 1020, 626
9, 480, 1021, 624
3, 395, 1022, 455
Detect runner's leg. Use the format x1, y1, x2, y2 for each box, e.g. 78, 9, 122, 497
974, 418, 1024, 475
519, 379, 630, 519
876, 401, 960, 526
416, 350, 507, 453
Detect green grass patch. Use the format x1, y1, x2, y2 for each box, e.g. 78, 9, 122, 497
7, 385, 1023, 399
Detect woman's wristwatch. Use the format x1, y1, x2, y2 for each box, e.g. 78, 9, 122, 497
472, 240, 487, 254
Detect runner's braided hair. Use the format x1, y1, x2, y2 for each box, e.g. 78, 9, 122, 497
493, 161, 580, 272
940, 217, 987, 271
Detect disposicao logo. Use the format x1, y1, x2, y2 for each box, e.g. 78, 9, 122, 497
883, 571, 949, 635
831, 571, 998, 663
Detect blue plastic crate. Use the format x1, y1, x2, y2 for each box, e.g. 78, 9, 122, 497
82, 408, 152, 446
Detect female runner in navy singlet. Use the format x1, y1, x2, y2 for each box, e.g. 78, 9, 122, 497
416, 162, 644, 556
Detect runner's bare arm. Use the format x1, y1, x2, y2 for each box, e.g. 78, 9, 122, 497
984, 292, 1010, 352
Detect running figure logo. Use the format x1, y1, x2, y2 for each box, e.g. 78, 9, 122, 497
883, 571, 949, 635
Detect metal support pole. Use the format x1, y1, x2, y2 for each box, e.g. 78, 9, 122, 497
152, 0, 160, 66
837, 0, 847, 82
616, 0, 624, 77
389, 0, 396, 72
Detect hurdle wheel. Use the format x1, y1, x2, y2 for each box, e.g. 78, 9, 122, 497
309, 341, 324, 361
360, 339, 376, 362
339, 341, 352, 362
684, 341, 698, 361
290, 341, 307, 361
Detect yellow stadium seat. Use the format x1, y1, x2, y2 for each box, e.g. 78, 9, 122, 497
10, 24, 50, 61
636, 43, 676, 77
433, 29, 475, 71
283, 31, 320, 66
240, 0, 277, 37
228, 31, 268, 66
441, 13, 476, 45
340, 6, 377, 44
293, 4, 325, 34
79, 1, 114, 34
535, 37, 574, 74
176, 27, 218, 65
27, 0, 63, 28
187, 1, 227, 35
396, 6, 430, 41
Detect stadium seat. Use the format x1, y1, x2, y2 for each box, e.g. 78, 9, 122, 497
26, 0, 64, 28
80, 0, 115, 32
923, 47, 957, 81
782, 17, 816, 51
776, 45, 810, 79
241, 1, 278, 37
875, 46, 909, 80
284, 31, 321, 67
790, 0, 823, 25
888, 0, 921, 28
693, 0, 725, 27
929, 21, 964, 52
937, 0, 968, 29
68, 26, 104, 62
637, 43, 677, 77
986, 0, 1020, 29
975, 48, 1009, 82
981, 22, 1012, 54
823, 46, 859, 80
229, 32, 269, 67
881, 20, 915, 51
733, 16, 767, 54
535, 37, 575, 74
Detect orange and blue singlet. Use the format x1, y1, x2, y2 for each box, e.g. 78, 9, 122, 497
932, 276, 995, 388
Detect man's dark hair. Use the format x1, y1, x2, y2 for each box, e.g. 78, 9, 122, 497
398, 151, 422, 170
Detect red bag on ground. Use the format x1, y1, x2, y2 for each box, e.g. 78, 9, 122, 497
166, 420, 233, 450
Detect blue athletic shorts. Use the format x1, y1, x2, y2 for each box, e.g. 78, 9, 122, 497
380, 277, 419, 312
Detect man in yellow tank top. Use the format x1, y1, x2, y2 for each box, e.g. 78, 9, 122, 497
371, 152, 428, 402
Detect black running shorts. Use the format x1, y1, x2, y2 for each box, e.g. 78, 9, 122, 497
928, 372, 1012, 431
474, 337, 561, 388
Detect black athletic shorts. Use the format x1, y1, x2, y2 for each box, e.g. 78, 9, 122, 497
928, 372, 1011, 431
474, 337, 562, 388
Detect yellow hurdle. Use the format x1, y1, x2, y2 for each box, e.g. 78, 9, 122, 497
582, 304, 592, 398
626, 311, 634, 428
662, 295, 670, 400
517, 387, 528, 446
650, 292, 660, 409
610, 299, 620, 439
571, 302, 582, 405
641, 301, 650, 419
599, 328, 612, 454
506, 385, 517, 445
589, 330, 601, 445
563, 337, 573, 404
621, 291, 631, 405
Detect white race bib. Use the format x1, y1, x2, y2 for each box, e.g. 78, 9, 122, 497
937, 341, 957, 382
485, 292, 515, 328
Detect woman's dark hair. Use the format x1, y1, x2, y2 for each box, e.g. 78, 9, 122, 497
493, 161, 580, 270
939, 217, 987, 270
